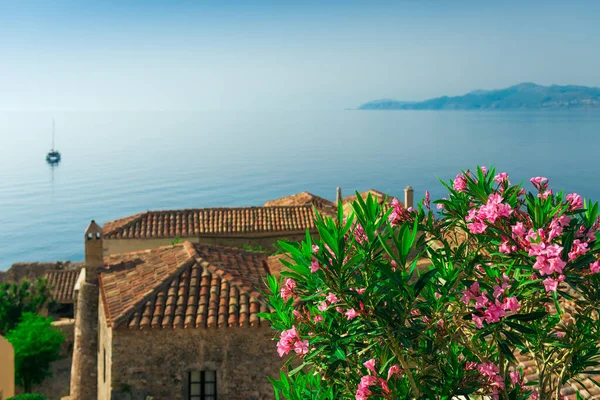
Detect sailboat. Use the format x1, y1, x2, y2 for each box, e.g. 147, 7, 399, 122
46, 119, 61, 164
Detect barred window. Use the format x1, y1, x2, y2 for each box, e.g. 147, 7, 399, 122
189, 371, 217, 400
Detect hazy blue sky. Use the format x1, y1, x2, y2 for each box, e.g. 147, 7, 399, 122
1, 1, 599, 111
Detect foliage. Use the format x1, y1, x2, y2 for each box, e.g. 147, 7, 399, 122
0, 278, 52, 335
6, 313, 65, 393
171, 236, 182, 245
261, 166, 600, 399
7, 394, 48, 400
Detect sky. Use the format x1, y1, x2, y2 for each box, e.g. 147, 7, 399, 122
1, 0, 599, 111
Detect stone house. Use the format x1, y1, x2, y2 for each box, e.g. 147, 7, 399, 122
45, 268, 81, 319
68, 221, 283, 400
0, 335, 14, 400
101, 205, 325, 256
101, 187, 415, 258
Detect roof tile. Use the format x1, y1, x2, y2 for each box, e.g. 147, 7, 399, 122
99, 242, 272, 329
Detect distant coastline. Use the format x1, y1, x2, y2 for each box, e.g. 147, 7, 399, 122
357, 83, 600, 110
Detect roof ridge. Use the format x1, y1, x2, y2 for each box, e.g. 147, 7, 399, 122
103, 212, 148, 237
143, 205, 314, 213
111, 256, 196, 328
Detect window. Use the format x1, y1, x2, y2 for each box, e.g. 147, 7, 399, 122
189, 371, 217, 400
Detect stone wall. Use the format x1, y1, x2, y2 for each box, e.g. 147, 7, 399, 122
69, 282, 98, 400
98, 299, 113, 400
109, 326, 283, 400
0, 261, 82, 284
104, 233, 312, 257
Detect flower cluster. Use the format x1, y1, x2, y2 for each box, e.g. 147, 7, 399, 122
389, 198, 413, 226
276, 326, 309, 357
465, 193, 514, 234
355, 359, 401, 400
462, 276, 520, 328
280, 278, 297, 301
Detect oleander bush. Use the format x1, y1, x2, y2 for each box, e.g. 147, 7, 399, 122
261, 166, 600, 400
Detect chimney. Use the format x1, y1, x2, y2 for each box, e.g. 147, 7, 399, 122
69, 220, 101, 400
84, 220, 103, 284
336, 187, 342, 204
404, 186, 414, 209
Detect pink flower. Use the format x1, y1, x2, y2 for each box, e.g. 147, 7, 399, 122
558, 214, 571, 226
494, 172, 509, 185
543, 275, 564, 292
345, 308, 359, 320
497, 203, 513, 218
436, 319, 444, 328
530, 176, 548, 190
436, 202, 444, 210
434, 292, 442, 300
293, 310, 302, 319
277, 326, 300, 357
478, 362, 505, 389
387, 364, 402, 380
294, 339, 309, 355
461, 282, 481, 305
317, 301, 328, 311
453, 174, 467, 192
493, 282, 510, 298
499, 241, 513, 254
355, 375, 378, 400
467, 221, 487, 234
363, 359, 377, 374
312, 244, 319, 254
313, 314, 323, 323
483, 301, 507, 324
569, 239, 589, 260
503, 296, 521, 313
472, 314, 484, 329
390, 260, 398, 271
423, 190, 431, 209
352, 287, 367, 295
280, 278, 296, 301
511, 222, 527, 239
591, 260, 600, 274
309, 258, 321, 273
326, 292, 339, 304
474, 294, 489, 310
510, 370, 521, 385
354, 223, 368, 245
566, 193, 583, 211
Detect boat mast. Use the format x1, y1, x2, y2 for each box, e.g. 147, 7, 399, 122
52, 119, 55, 150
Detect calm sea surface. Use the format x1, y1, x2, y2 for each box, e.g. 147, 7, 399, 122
1, 110, 600, 269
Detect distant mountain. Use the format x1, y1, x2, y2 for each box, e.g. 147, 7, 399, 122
358, 83, 600, 110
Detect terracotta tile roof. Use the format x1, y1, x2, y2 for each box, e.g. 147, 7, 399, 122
102, 206, 319, 239
98, 242, 272, 329
45, 269, 82, 304
264, 192, 336, 215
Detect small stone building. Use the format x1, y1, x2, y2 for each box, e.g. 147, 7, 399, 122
102, 205, 325, 256
0, 335, 14, 400
69, 221, 284, 400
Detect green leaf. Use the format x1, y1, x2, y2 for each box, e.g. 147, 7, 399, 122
507, 311, 547, 322
334, 347, 346, 361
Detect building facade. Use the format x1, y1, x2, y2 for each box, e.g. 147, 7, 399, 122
0, 335, 14, 400
69, 222, 283, 400
101, 206, 324, 256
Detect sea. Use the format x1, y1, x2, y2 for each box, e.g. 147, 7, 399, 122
1, 109, 600, 269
